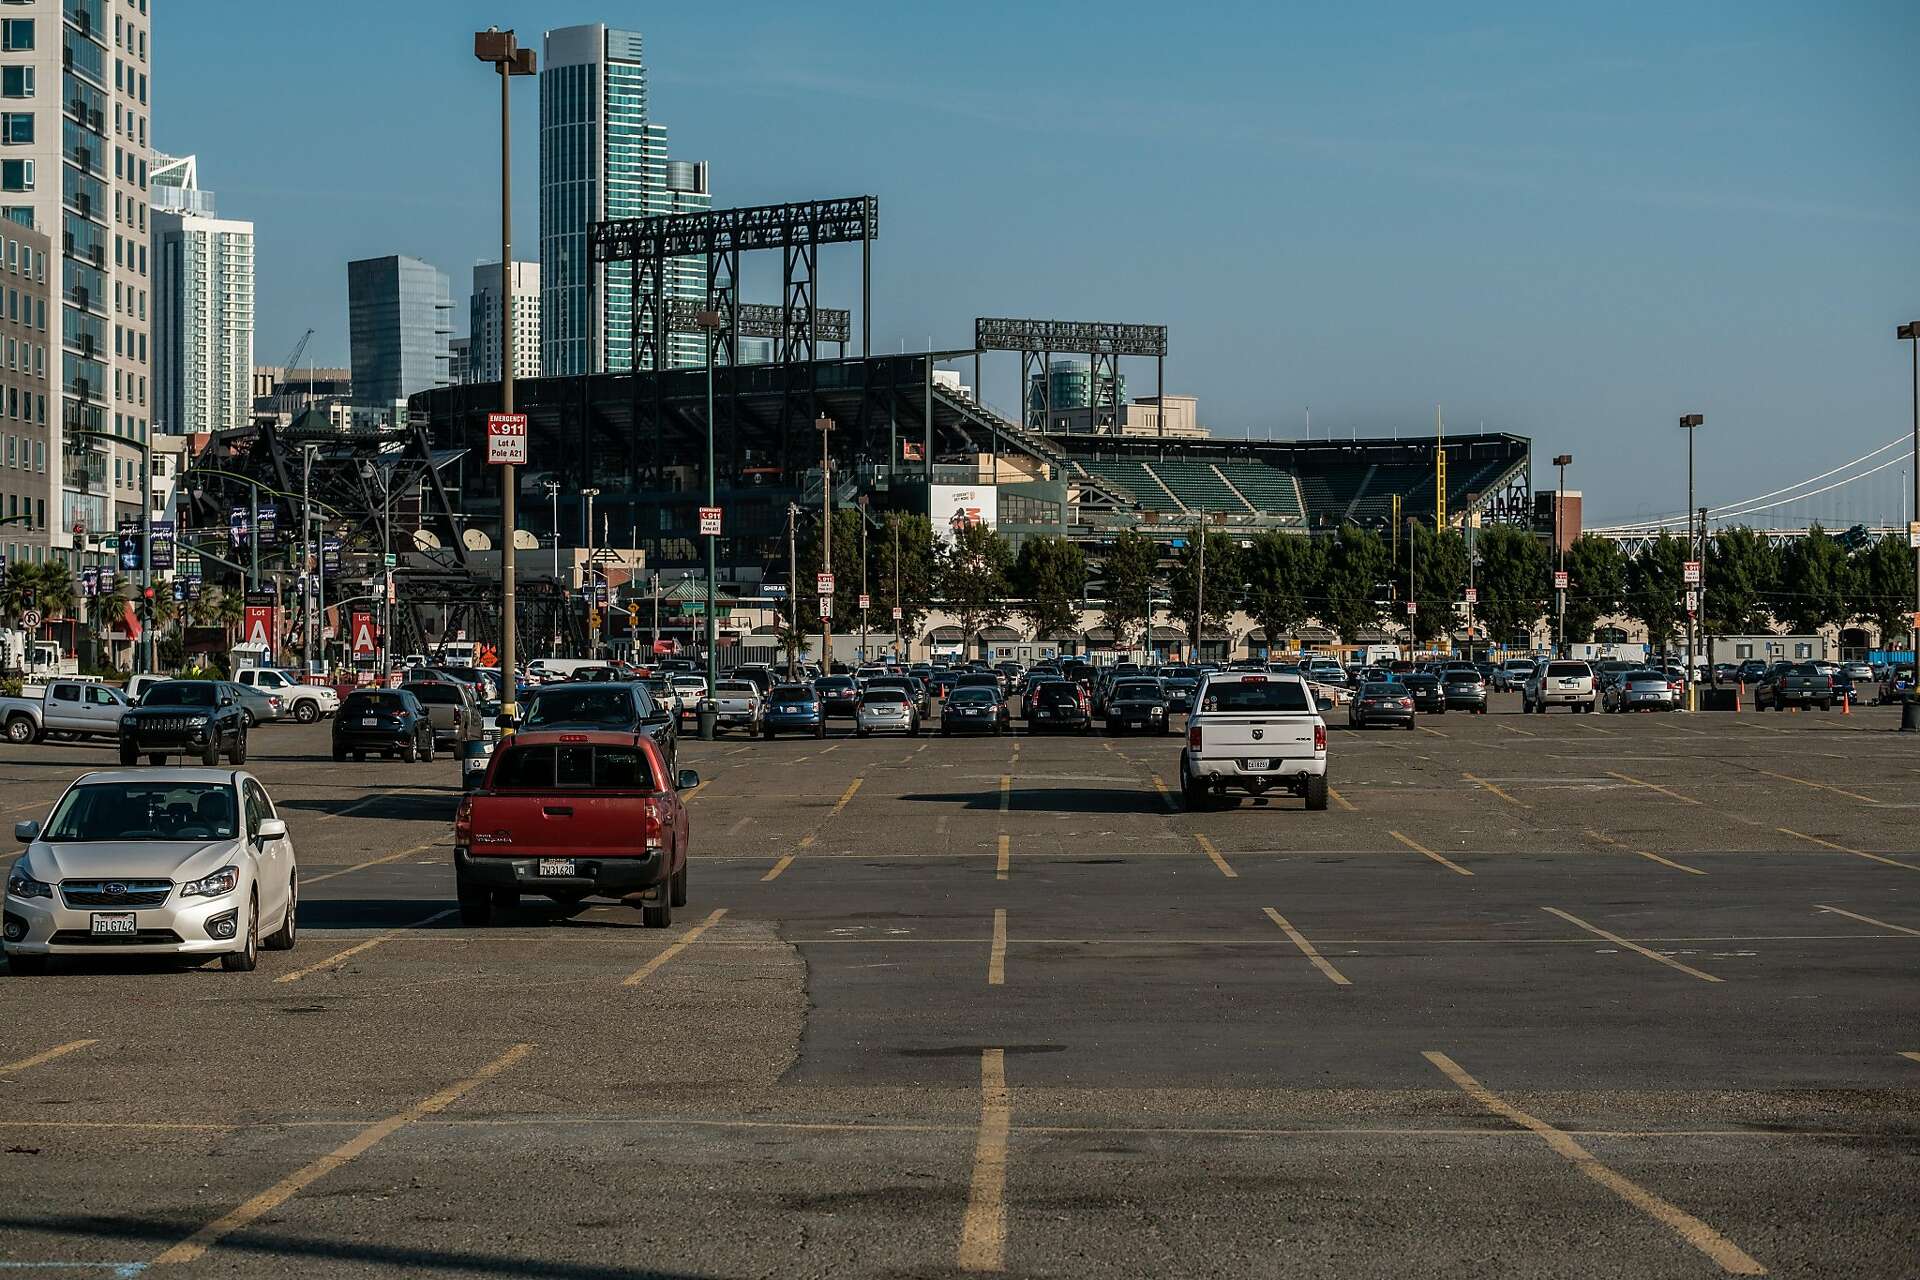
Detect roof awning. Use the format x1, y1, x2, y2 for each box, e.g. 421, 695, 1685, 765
980, 626, 1020, 642
928, 626, 963, 642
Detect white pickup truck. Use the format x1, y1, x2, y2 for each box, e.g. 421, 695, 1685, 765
235, 667, 340, 723
0, 679, 131, 744
1178, 671, 1329, 810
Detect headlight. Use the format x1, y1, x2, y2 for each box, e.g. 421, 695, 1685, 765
188, 714, 210, 726
5, 867, 52, 900
180, 866, 241, 899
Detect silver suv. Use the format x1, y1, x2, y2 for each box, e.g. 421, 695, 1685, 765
1523, 660, 1598, 713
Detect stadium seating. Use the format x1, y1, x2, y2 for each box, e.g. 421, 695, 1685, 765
1144, 461, 1240, 513
1214, 462, 1305, 520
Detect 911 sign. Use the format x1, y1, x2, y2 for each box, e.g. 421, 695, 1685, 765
486, 413, 528, 465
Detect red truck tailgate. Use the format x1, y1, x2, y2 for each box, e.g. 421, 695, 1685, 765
462, 793, 660, 860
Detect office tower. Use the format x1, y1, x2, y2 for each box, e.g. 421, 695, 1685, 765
469, 260, 539, 384
0, 0, 154, 557
152, 154, 254, 434
347, 255, 451, 407
539, 23, 710, 377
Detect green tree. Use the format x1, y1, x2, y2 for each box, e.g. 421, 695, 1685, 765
1167, 525, 1243, 642
1407, 524, 1469, 645
1472, 525, 1549, 650
1846, 533, 1917, 647
936, 521, 1013, 657
791, 508, 869, 636
872, 512, 937, 643
1321, 524, 1388, 644
1703, 526, 1777, 635
1100, 530, 1160, 649
1562, 534, 1628, 644
1242, 531, 1322, 655
1773, 524, 1849, 635
1011, 535, 1087, 642
1624, 533, 1688, 652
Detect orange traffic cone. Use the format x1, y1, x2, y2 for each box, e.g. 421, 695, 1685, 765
1735, 681, 1744, 712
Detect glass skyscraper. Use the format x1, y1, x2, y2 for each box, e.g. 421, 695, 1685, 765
346, 255, 452, 409
540, 24, 710, 378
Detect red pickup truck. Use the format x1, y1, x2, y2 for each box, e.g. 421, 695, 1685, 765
452, 731, 697, 927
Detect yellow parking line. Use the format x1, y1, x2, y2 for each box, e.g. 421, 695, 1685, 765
999, 775, 1011, 813
1777, 827, 1920, 871
302, 840, 437, 887
1463, 771, 1530, 810
1575, 718, 1618, 735
1814, 904, 1920, 937
1262, 908, 1352, 986
1423, 1051, 1765, 1276
1194, 834, 1236, 878
1901, 1051, 1920, 1065
274, 908, 457, 984
988, 909, 1007, 986
621, 908, 728, 987
1328, 785, 1356, 812
1605, 770, 1702, 805
829, 776, 864, 818
762, 854, 796, 882
1418, 724, 1450, 738
681, 780, 708, 804
1388, 830, 1474, 877
996, 835, 1010, 881
956, 1048, 1010, 1273
1150, 774, 1178, 812
1496, 722, 1536, 738
1543, 907, 1722, 982
152, 1043, 534, 1266
1749, 767, 1878, 805
1582, 829, 1705, 876
820, 743, 841, 754
0, 1038, 98, 1076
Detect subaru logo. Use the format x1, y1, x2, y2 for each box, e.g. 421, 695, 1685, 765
105, 882, 127, 898
1251, 729, 1264, 741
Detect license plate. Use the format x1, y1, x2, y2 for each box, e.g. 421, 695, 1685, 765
1244, 758, 1272, 771
1034, 709, 1051, 717
362, 717, 378, 726
90, 912, 136, 935
536, 859, 577, 877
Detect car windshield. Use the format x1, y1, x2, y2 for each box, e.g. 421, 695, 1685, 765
525, 689, 636, 728
1113, 682, 1162, 698
717, 683, 756, 696
1403, 674, 1440, 688
1201, 680, 1313, 712
142, 682, 217, 708
1622, 670, 1662, 682
45, 782, 239, 842
1445, 670, 1483, 683
1038, 685, 1080, 703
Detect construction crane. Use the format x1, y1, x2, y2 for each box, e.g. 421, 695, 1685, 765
280, 328, 316, 408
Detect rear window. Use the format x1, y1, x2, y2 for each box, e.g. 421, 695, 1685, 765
1546, 662, 1591, 678
1360, 682, 1404, 695
1038, 685, 1080, 703
1200, 680, 1312, 713
412, 684, 461, 705
1789, 664, 1823, 676
716, 682, 757, 696
955, 673, 1000, 687
345, 692, 408, 713
864, 690, 908, 704
493, 743, 657, 790
950, 687, 997, 705
770, 686, 816, 701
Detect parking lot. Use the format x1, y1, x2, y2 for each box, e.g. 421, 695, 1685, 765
0, 693, 1915, 1277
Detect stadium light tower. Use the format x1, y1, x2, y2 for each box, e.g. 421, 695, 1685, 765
1900, 323, 1920, 649
1553, 454, 1573, 658
1679, 414, 1704, 708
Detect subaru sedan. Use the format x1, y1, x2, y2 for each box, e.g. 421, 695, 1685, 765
761, 685, 827, 739
3, 770, 298, 974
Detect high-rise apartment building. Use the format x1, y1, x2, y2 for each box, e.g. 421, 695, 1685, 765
469, 260, 538, 384
0, 220, 53, 568
152, 154, 254, 435
346, 254, 451, 407
539, 23, 710, 378
0, 0, 154, 559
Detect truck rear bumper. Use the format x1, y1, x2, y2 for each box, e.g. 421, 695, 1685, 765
455, 847, 667, 897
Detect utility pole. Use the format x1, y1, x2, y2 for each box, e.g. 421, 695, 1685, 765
583, 487, 600, 656
698, 307, 722, 732
858, 502, 869, 661
1553, 454, 1573, 659
1899, 322, 1920, 655
893, 516, 902, 662
1408, 516, 1418, 653
1679, 415, 1704, 706
787, 502, 800, 679
1193, 511, 1206, 664
817, 416, 834, 673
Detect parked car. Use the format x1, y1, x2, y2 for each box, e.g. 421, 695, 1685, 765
761, 684, 827, 739
1603, 669, 1679, 712
855, 687, 919, 737
709, 680, 763, 735
1349, 681, 1415, 730
1025, 680, 1091, 734
1104, 679, 1171, 735
1440, 668, 1488, 714
119, 681, 249, 766
1879, 665, 1915, 704
1401, 672, 1448, 714
815, 676, 860, 720
1180, 671, 1329, 810
453, 732, 696, 927
1523, 661, 1598, 713
409, 680, 483, 750
1755, 663, 1834, 711
865, 675, 929, 718
1734, 659, 1771, 687
222, 681, 284, 728
1493, 659, 1536, 692
940, 685, 1009, 735
0, 680, 130, 745
669, 675, 710, 719
234, 668, 339, 724
2, 769, 299, 974
333, 688, 436, 762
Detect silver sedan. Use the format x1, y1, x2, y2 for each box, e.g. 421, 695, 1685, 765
2, 769, 299, 974
1605, 670, 1678, 712
855, 690, 920, 737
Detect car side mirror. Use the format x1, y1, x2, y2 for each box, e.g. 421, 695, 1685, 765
220, 696, 234, 707
257, 818, 288, 842
676, 769, 699, 791
645, 709, 671, 724
1316, 697, 1334, 712
14, 819, 39, 843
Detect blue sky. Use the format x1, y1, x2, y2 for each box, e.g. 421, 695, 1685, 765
162, 2, 1918, 522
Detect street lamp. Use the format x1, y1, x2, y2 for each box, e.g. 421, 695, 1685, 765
816, 416, 835, 672
1553, 453, 1572, 658
581, 486, 600, 655
696, 307, 724, 738
1899, 323, 1920, 654
474, 26, 536, 724
358, 458, 393, 677
1678, 414, 1704, 706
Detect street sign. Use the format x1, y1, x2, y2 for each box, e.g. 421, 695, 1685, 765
698, 506, 722, 536
1406, 601, 1418, 616
1685, 589, 1699, 614
486, 412, 529, 465
383, 552, 398, 568
816, 573, 835, 595
818, 596, 831, 620
1554, 570, 1569, 590
19, 608, 38, 630
858, 593, 870, 610
891, 606, 903, 621
1683, 560, 1701, 585
1909, 521, 1920, 549
1464, 587, 1477, 604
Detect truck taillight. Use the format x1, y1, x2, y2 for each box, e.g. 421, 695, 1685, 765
641, 800, 664, 849
1313, 724, 1326, 752
452, 796, 473, 847
1188, 724, 1202, 750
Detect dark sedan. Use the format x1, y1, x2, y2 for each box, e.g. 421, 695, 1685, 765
815, 676, 860, 720
333, 688, 435, 762
940, 685, 1009, 735
1349, 681, 1415, 729
1402, 672, 1448, 714
762, 684, 827, 738
1104, 678, 1171, 735
1441, 668, 1488, 713
1026, 681, 1091, 734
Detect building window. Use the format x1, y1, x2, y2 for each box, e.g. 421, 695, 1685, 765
0, 111, 27, 144
0, 20, 31, 52
0, 67, 30, 99
0, 158, 28, 191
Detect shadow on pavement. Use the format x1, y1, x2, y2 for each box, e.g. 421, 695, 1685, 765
279, 793, 458, 823
897, 787, 1168, 815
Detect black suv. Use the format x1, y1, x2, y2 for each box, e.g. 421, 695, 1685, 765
333, 688, 435, 762
119, 680, 249, 766
1104, 679, 1171, 735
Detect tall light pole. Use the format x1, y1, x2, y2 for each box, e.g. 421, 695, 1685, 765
816, 416, 834, 672
475, 27, 535, 721
1679, 415, 1704, 706
582, 486, 600, 656
1193, 510, 1206, 664
1900, 323, 1920, 653
697, 307, 722, 736
301, 443, 317, 676
1553, 454, 1572, 658
360, 459, 392, 677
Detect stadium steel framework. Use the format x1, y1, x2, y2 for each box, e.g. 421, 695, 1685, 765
974, 317, 1169, 436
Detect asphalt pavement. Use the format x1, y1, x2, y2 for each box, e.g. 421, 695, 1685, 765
0, 693, 1914, 1277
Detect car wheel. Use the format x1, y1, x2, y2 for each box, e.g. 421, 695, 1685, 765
1179, 759, 1208, 810
4, 952, 48, 976
149, 754, 167, 766
263, 878, 298, 951
353, 751, 366, 762
220, 895, 259, 972
1304, 773, 1329, 812
119, 745, 138, 766
229, 731, 247, 765
642, 886, 673, 928
402, 741, 418, 763
1819, 700, 1832, 712
201, 740, 220, 766
457, 882, 493, 926
243, 710, 257, 729
669, 860, 688, 908
332, 746, 347, 762
421, 736, 435, 763
4, 715, 35, 744
814, 724, 826, 738
294, 700, 319, 724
